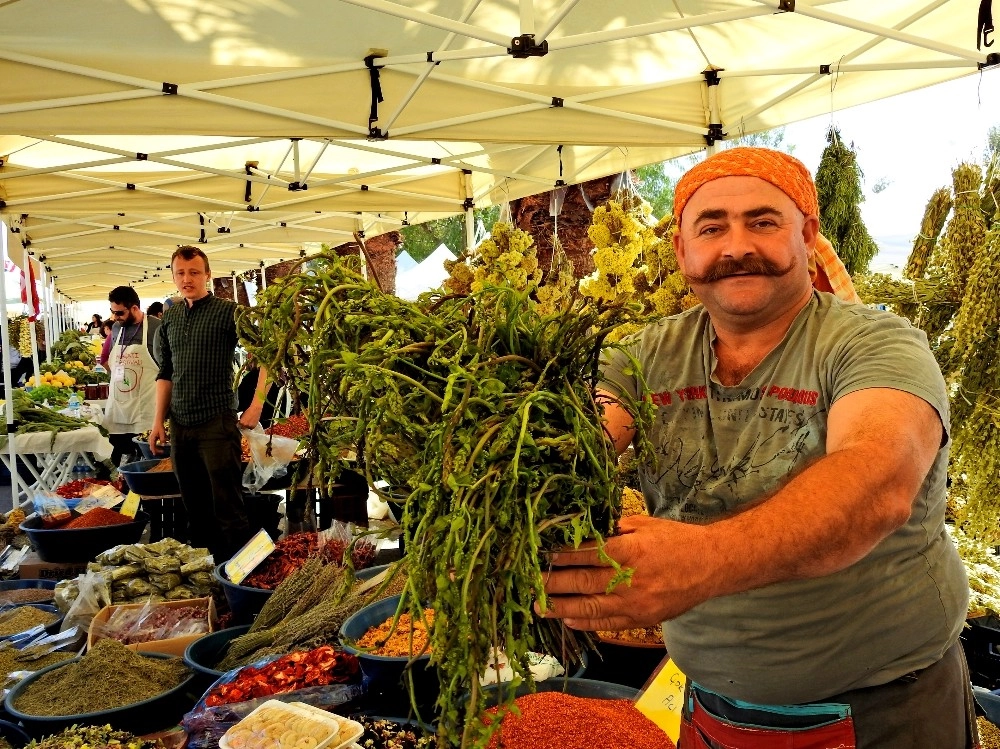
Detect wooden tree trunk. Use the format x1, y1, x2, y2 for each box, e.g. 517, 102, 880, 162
511, 175, 621, 279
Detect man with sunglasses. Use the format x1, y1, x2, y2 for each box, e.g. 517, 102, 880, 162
103, 286, 160, 468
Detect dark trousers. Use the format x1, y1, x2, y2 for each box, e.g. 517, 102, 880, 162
108, 433, 139, 469
170, 411, 251, 562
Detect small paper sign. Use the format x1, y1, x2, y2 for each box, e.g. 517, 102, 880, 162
119, 491, 141, 518
225, 529, 276, 585
634, 657, 686, 743
75, 485, 125, 515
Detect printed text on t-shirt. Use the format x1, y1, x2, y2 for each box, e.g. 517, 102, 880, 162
648, 385, 819, 408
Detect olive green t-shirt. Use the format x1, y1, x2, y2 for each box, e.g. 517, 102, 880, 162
601, 292, 968, 705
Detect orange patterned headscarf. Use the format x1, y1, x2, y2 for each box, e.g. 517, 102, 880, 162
673, 147, 860, 303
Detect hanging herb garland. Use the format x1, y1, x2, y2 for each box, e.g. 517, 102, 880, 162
815, 126, 879, 276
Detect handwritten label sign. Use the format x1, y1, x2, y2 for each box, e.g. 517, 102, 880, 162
634, 657, 686, 743
75, 485, 125, 515
225, 529, 276, 585
119, 491, 141, 518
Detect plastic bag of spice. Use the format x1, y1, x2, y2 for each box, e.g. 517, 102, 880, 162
33, 492, 72, 529
240, 424, 300, 493
60, 570, 111, 633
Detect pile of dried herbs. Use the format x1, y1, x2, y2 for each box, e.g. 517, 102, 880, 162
238, 251, 652, 747
12, 639, 190, 716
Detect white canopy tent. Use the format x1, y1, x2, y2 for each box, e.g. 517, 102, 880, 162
0, 0, 994, 302
396, 244, 458, 299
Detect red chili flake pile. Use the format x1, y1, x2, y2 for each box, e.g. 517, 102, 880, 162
61, 507, 132, 529
56, 478, 113, 499
265, 413, 309, 439
242, 532, 376, 590
203, 645, 359, 706
484, 692, 675, 749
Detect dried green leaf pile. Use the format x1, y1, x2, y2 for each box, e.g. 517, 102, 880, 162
238, 252, 652, 747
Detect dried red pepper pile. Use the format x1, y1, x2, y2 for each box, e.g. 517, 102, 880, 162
61, 507, 132, 529
265, 414, 309, 439
55, 478, 118, 499
484, 692, 675, 749
203, 645, 359, 706
242, 532, 376, 590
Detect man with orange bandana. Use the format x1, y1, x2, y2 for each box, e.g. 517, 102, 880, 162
542, 148, 974, 747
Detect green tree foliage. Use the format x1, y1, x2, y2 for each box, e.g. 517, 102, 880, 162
635, 127, 791, 221
398, 206, 500, 263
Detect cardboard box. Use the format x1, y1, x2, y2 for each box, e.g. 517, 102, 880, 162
18, 551, 90, 581
87, 596, 217, 657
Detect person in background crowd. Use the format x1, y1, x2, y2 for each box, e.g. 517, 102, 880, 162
84, 314, 102, 336
103, 286, 160, 468
541, 148, 974, 748
150, 246, 267, 561
98, 319, 115, 366
1, 345, 33, 387
146, 301, 164, 319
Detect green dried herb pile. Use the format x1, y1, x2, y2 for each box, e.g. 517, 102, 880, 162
0, 606, 57, 637
13, 639, 189, 716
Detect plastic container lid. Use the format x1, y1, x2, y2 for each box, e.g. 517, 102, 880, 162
219, 700, 362, 749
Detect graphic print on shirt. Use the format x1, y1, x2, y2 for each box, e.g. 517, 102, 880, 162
642, 381, 825, 521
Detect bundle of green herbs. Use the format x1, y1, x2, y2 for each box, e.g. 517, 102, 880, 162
238, 252, 653, 747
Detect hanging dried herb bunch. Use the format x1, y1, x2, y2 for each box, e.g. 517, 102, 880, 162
815, 126, 879, 276
938, 162, 987, 301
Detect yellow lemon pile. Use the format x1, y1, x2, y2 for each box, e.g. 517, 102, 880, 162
26, 370, 76, 388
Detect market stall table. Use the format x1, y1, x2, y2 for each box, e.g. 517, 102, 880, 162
0, 426, 112, 507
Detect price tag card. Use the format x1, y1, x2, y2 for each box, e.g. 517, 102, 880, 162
74, 484, 125, 515
634, 657, 687, 743
225, 529, 276, 585
119, 491, 141, 518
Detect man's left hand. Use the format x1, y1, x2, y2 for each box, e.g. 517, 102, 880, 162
538, 514, 713, 631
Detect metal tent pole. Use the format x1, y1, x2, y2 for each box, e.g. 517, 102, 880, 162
1, 224, 19, 510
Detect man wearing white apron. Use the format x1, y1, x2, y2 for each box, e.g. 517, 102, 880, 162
104, 286, 160, 468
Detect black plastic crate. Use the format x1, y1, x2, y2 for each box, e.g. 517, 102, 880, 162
961, 616, 1000, 690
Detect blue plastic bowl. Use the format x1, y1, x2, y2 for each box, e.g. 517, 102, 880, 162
0, 603, 64, 639
212, 563, 273, 626
183, 624, 251, 681
0, 579, 57, 605
133, 437, 170, 460
975, 686, 1000, 726
339, 595, 433, 687
19, 512, 149, 563
118, 459, 179, 496
483, 675, 638, 707
4, 651, 196, 737
0, 719, 30, 748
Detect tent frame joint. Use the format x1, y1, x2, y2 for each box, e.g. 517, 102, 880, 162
509, 34, 548, 58
704, 123, 726, 146
367, 126, 389, 141
161, 82, 178, 95
779, 0, 795, 12
702, 69, 723, 86
979, 52, 1000, 70
287, 182, 309, 191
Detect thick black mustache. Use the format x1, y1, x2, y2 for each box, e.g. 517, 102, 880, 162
685, 255, 795, 284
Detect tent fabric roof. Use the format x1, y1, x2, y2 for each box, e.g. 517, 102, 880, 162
0, 0, 993, 300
